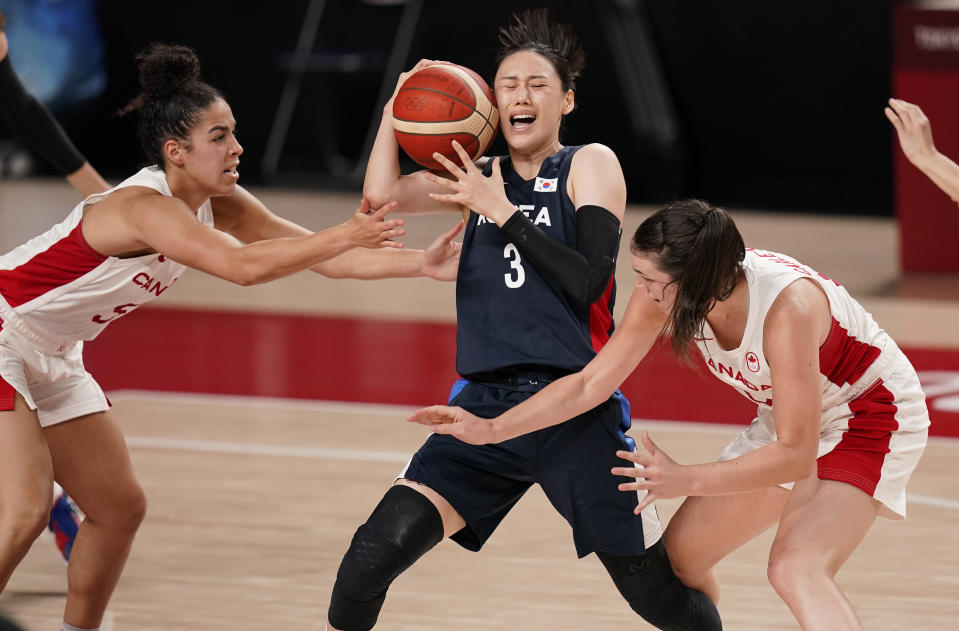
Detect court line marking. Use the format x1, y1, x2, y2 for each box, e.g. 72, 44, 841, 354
109, 389, 959, 511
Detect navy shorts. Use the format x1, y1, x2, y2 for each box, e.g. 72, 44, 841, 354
401, 378, 646, 558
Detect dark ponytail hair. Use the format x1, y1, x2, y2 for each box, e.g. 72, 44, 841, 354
496, 9, 585, 93
631, 199, 745, 361
117, 43, 223, 167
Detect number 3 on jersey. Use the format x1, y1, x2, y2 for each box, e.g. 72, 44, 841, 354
503, 243, 525, 289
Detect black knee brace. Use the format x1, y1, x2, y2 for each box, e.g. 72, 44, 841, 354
328, 485, 445, 631
597, 540, 723, 631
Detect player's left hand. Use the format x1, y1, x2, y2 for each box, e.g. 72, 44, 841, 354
421, 219, 464, 281
407, 405, 498, 444
423, 141, 516, 225
612, 432, 688, 513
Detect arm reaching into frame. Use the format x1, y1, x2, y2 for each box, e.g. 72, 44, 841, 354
886, 98, 959, 206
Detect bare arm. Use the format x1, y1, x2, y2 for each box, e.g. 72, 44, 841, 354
408, 287, 666, 443
65, 162, 110, 198
0, 30, 110, 198
85, 187, 404, 286
568, 143, 627, 221
363, 60, 466, 215
616, 280, 826, 511
886, 98, 959, 206
211, 185, 461, 280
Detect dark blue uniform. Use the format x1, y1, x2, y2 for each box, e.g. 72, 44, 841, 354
402, 146, 648, 558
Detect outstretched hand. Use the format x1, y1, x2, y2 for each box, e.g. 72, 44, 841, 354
346, 199, 406, 249
611, 432, 689, 513
421, 219, 464, 281
422, 141, 515, 225
885, 98, 937, 168
407, 405, 498, 445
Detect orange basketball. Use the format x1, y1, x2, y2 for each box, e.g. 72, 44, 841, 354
392, 64, 499, 170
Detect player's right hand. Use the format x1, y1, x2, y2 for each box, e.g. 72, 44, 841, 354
387, 59, 453, 108
886, 98, 937, 169
346, 199, 405, 248
407, 405, 498, 445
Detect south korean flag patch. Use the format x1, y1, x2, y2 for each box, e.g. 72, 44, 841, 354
534, 177, 558, 192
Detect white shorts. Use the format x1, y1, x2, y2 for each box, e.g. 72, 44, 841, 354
0, 325, 110, 427
718, 359, 929, 520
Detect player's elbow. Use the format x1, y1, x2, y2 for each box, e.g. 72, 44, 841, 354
362, 181, 394, 210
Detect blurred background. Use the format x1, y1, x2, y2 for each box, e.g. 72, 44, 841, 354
0, 0, 907, 216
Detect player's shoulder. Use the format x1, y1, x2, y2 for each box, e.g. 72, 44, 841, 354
570, 143, 622, 172
574, 143, 619, 161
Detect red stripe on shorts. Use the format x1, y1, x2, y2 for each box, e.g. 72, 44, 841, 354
817, 380, 898, 496
0, 374, 15, 411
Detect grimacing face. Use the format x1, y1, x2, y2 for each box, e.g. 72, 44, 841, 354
631, 253, 676, 312
494, 50, 574, 154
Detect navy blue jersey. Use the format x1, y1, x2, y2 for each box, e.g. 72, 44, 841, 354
455, 145, 617, 376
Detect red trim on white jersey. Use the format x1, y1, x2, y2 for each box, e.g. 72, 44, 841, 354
0, 167, 213, 352
819, 317, 882, 386
0, 222, 106, 308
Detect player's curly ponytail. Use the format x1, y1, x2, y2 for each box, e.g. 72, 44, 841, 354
117, 43, 223, 168
631, 199, 745, 362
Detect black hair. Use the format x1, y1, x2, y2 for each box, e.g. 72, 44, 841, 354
117, 43, 223, 167
631, 199, 746, 361
0, 10, 6, 32
495, 8, 585, 93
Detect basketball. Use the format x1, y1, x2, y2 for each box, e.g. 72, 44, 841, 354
392, 64, 499, 170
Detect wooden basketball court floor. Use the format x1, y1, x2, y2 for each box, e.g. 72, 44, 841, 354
1, 179, 958, 630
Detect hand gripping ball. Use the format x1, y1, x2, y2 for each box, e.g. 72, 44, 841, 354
392, 64, 499, 170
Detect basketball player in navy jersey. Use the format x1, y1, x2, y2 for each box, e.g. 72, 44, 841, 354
886, 97, 959, 204
327, 9, 721, 631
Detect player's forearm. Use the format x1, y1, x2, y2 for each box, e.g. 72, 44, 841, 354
311, 248, 424, 279
686, 440, 816, 496
66, 163, 110, 198
490, 372, 610, 442
227, 225, 359, 285
363, 109, 404, 208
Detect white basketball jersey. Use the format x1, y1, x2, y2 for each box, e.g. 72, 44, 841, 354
694, 249, 906, 413
0, 167, 213, 353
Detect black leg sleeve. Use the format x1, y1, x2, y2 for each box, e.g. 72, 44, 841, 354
597, 540, 722, 631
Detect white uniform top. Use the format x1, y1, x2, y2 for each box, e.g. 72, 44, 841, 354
695, 248, 906, 416
695, 249, 929, 519
0, 166, 213, 354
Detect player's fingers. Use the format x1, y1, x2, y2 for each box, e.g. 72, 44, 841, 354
368, 200, 398, 218
449, 141, 475, 171
615, 449, 643, 464
422, 171, 457, 189
618, 479, 648, 493
442, 219, 466, 241
432, 151, 465, 176
611, 466, 644, 479
642, 431, 658, 455
635, 494, 656, 514
884, 107, 902, 129
428, 192, 462, 204
407, 405, 453, 424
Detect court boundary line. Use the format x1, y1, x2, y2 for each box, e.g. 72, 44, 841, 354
109, 389, 959, 512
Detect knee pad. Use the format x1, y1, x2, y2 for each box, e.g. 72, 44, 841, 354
328, 485, 444, 631
597, 540, 722, 631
